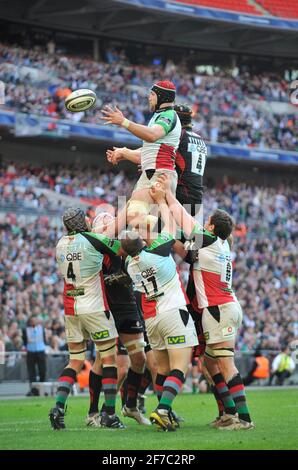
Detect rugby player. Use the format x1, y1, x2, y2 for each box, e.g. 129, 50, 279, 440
153, 175, 254, 430
120, 191, 198, 432
49, 208, 125, 430
101, 80, 181, 230
87, 212, 151, 426
174, 103, 207, 215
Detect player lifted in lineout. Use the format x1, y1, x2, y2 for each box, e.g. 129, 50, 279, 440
105, 103, 208, 218
101, 80, 181, 230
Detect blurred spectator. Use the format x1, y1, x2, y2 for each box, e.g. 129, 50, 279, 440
0, 42, 297, 151
269, 346, 296, 385
0, 162, 135, 207
243, 350, 270, 385
77, 360, 92, 392
22, 315, 47, 396
0, 166, 297, 355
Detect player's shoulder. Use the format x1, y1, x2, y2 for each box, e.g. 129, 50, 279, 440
56, 233, 77, 246
187, 129, 202, 139
146, 231, 174, 251
155, 108, 176, 122
156, 107, 176, 116
82, 232, 120, 248
190, 225, 217, 247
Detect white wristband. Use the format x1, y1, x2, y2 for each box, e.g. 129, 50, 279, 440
121, 118, 130, 129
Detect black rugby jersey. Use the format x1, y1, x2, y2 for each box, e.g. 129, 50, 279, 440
103, 254, 138, 315
175, 128, 207, 207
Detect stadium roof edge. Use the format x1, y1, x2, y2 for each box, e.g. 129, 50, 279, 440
115, 0, 298, 31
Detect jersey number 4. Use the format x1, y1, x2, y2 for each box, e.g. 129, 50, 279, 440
67, 262, 76, 281
188, 142, 206, 176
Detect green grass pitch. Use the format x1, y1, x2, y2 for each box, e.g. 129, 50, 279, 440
0, 389, 297, 450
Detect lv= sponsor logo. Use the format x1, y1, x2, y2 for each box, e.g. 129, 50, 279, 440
167, 335, 186, 345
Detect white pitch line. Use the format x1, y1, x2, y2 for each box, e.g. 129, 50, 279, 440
0, 427, 102, 433
0, 420, 45, 426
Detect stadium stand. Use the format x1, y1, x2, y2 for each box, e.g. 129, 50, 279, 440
0, 43, 297, 151
1, 162, 297, 354
256, 0, 298, 19
174, 0, 298, 19
0, 162, 135, 207
173, 0, 263, 16
0, 16, 297, 386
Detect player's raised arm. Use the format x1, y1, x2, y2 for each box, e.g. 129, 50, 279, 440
157, 174, 200, 238
149, 184, 176, 237
92, 205, 128, 239
106, 147, 141, 166
101, 105, 165, 143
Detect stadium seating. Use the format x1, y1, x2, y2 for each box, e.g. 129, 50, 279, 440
173, 0, 263, 16
256, 0, 298, 19
1, 162, 297, 353
0, 43, 297, 151
175, 0, 298, 18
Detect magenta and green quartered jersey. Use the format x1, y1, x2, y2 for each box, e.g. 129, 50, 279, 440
190, 225, 237, 308
56, 232, 120, 316
141, 108, 181, 172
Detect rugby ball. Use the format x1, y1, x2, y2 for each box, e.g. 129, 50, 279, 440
65, 89, 97, 113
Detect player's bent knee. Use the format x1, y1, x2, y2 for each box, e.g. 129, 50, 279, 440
69, 348, 87, 361
205, 345, 234, 360
124, 338, 146, 356
213, 347, 235, 358
96, 340, 117, 364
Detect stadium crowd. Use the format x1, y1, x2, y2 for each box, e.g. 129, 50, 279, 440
0, 42, 297, 151
1, 167, 297, 355
0, 162, 135, 206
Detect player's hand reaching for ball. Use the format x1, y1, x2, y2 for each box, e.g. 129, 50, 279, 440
149, 182, 166, 203
101, 105, 125, 126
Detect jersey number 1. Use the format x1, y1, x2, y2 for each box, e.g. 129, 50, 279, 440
142, 275, 158, 295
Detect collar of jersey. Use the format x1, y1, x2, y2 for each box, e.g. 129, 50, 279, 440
155, 106, 174, 113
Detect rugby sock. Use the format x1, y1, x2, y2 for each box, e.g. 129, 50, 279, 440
211, 384, 224, 417
155, 373, 167, 402
56, 367, 76, 409
192, 377, 199, 393
88, 370, 102, 415
212, 373, 237, 415
120, 379, 128, 408
228, 373, 251, 423
139, 367, 152, 395
158, 369, 185, 411
102, 366, 118, 415
126, 368, 143, 408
